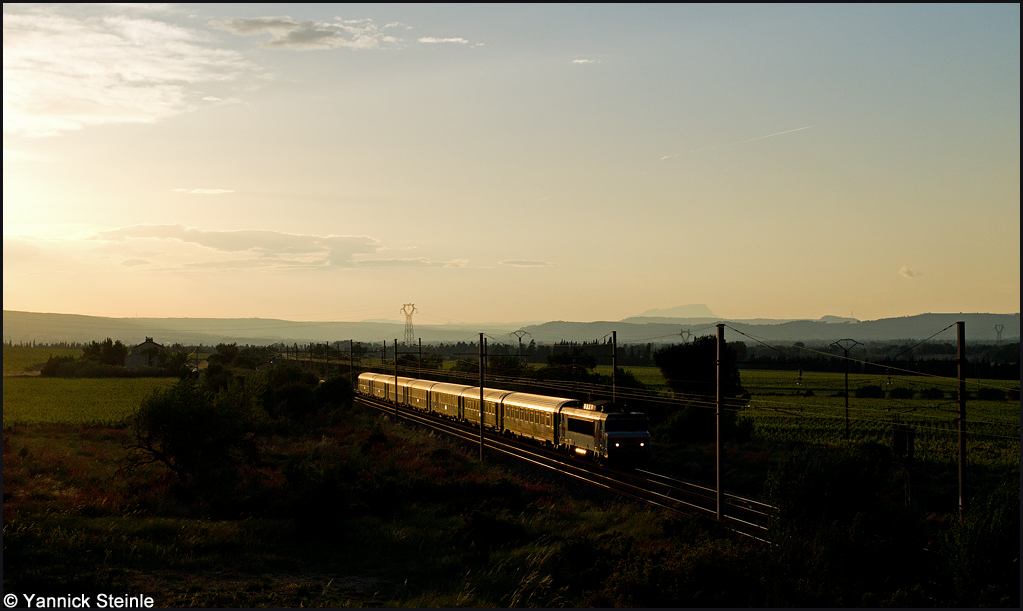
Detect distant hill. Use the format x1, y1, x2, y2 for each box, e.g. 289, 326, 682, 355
2, 310, 526, 346
633, 304, 718, 318
522, 313, 1019, 344
3, 310, 1018, 346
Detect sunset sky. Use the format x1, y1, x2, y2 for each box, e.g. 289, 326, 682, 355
4, 4, 1019, 324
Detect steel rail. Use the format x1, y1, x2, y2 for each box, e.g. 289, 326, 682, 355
355, 395, 776, 537
359, 396, 722, 522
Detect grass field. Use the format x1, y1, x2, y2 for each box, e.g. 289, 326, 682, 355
2, 377, 177, 425
589, 365, 1019, 471
4, 345, 83, 374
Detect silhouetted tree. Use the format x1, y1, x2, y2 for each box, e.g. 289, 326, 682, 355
82, 338, 128, 366
653, 337, 746, 401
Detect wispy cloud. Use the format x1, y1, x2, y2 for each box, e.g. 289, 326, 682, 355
500, 260, 556, 267
170, 188, 234, 194
354, 257, 435, 267
899, 265, 922, 279
571, 59, 596, 64
661, 125, 814, 161
418, 37, 468, 44
3, 6, 248, 137
95, 224, 378, 258
88, 224, 469, 270
210, 16, 401, 50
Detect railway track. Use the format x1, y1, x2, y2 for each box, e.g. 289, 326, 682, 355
357, 395, 775, 539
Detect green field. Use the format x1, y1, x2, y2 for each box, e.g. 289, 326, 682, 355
4, 345, 82, 374
596, 364, 1019, 396
590, 365, 1020, 467
2, 377, 177, 425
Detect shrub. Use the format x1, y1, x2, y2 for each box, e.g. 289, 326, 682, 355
920, 387, 945, 400
764, 443, 925, 606
937, 481, 1020, 607
124, 380, 262, 511
854, 385, 885, 399
313, 376, 355, 412
888, 387, 915, 399
250, 363, 320, 419
40, 354, 76, 377
976, 387, 1007, 401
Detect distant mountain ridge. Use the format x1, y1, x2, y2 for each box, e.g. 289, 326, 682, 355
3, 310, 1018, 346
633, 304, 718, 318
521, 313, 1018, 344
621, 305, 859, 326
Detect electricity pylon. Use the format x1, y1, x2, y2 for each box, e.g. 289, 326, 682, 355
401, 303, 417, 345
510, 330, 531, 359
831, 338, 863, 440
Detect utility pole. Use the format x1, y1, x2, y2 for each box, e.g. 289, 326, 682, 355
957, 321, 967, 513
418, 337, 422, 378
993, 324, 1004, 344
716, 323, 724, 521
479, 333, 485, 461
612, 330, 617, 406
394, 339, 399, 420
680, 328, 693, 344
350, 339, 354, 381
831, 338, 863, 440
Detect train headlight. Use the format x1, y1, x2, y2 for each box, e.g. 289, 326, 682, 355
640, 442, 645, 447
615, 443, 620, 447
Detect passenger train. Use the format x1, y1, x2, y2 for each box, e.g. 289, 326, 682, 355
358, 372, 650, 462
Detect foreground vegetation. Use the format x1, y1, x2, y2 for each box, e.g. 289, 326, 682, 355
3, 343, 1018, 606
5, 410, 1018, 607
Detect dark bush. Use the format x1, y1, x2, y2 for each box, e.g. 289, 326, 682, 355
937, 480, 1020, 607
854, 384, 885, 398
40, 355, 76, 377
888, 387, 916, 399
976, 387, 1007, 401
271, 383, 318, 419
764, 443, 925, 606
278, 452, 358, 537
313, 377, 355, 412
124, 380, 261, 512
251, 363, 320, 419
920, 387, 945, 400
